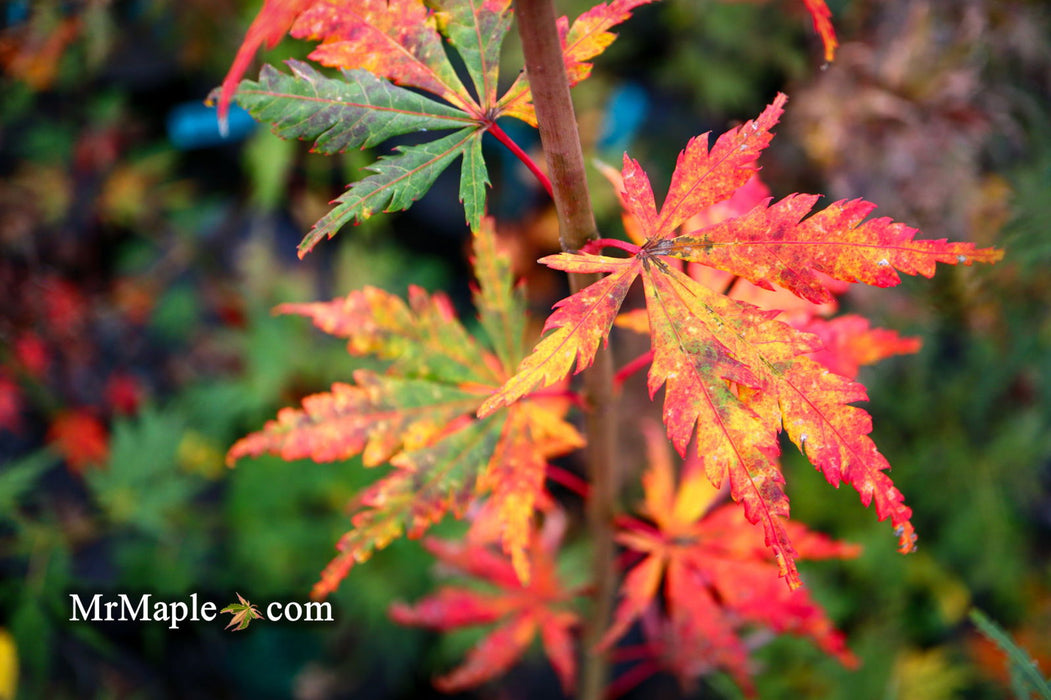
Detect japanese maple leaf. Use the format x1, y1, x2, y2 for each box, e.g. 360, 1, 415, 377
390, 511, 580, 693
481, 93, 1001, 586
227, 221, 583, 598
604, 426, 858, 695
603, 166, 922, 380
218, 0, 654, 256
221, 593, 264, 631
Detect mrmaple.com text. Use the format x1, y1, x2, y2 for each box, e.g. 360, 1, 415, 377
69, 593, 333, 629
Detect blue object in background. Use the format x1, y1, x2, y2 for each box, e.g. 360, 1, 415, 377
5, 1, 30, 27
167, 102, 257, 150
597, 82, 649, 157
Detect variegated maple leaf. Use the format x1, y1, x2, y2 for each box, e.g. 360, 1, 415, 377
221, 593, 264, 631
226, 221, 583, 598
480, 93, 1002, 587
217, 0, 655, 256
604, 425, 858, 695
390, 510, 580, 693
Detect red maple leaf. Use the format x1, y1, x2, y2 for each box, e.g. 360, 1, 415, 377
604, 424, 859, 696
481, 94, 1001, 586
390, 510, 580, 693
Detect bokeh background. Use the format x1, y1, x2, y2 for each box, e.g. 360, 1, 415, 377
1, 0, 1049, 698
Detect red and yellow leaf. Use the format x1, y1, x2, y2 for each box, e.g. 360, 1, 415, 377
478, 254, 638, 416
488, 93, 999, 583
390, 513, 580, 692
649, 93, 786, 241
291, 0, 476, 112
605, 429, 859, 693
228, 222, 582, 597
669, 194, 1004, 304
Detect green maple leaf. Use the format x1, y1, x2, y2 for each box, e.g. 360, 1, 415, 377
221, 593, 263, 631
224, 0, 656, 257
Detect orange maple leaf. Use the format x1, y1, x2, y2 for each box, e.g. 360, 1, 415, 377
227, 221, 582, 598
482, 93, 1001, 586
390, 510, 580, 693
604, 425, 858, 695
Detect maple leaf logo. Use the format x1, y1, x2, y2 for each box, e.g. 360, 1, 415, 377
221, 593, 263, 631
480, 94, 1002, 587
227, 220, 583, 598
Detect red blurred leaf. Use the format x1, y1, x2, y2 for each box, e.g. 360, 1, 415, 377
800, 315, 922, 379
390, 512, 580, 693
0, 374, 24, 434
605, 427, 858, 694
41, 277, 87, 334
105, 373, 144, 416
801, 0, 837, 62
14, 333, 49, 379
48, 410, 109, 474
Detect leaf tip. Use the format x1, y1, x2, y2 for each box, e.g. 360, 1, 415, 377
894, 522, 918, 554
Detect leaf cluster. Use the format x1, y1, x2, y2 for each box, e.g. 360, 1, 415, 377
220, 0, 1003, 695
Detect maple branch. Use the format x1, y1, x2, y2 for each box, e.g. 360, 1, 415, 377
487, 122, 554, 198
514, 0, 618, 697
514, 0, 599, 252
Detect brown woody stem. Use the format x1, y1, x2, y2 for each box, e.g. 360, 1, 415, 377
514, 0, 618, 698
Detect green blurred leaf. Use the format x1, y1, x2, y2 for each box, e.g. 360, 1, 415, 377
0, 450, 56, 517
970, 609, 1051, 700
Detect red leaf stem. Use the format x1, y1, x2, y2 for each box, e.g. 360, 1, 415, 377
488, 122, 554, 198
